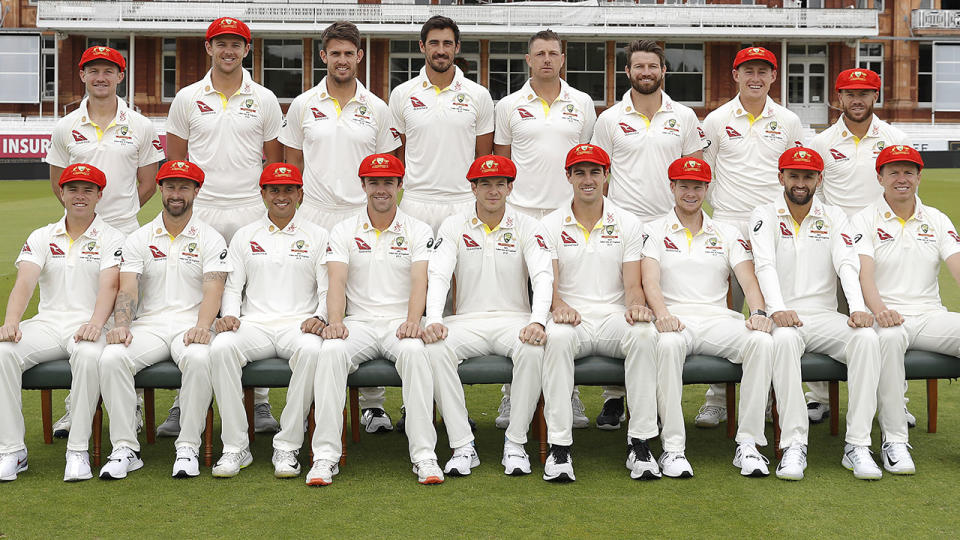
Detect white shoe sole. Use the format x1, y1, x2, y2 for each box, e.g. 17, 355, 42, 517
64, 472, 93, 482
444, 454, 480, 477
212, 454, 253, 478
99, 458, 143, 480
306, 464, 339, 486
502, 462, 531, 476
0, 464, 27, 482
841, 455, 882, 480
543, 470, 575, 482
775, 470, 804, 481
274, 467, 301, 479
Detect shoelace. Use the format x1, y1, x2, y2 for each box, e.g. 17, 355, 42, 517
417, 459, 441, 474
550, 446, 571, 464
366, 408, 385, 419
255, 404, 273, 419
505, 444, 527, 459
630, 438, 653, 462
698, 405, 723, 417
312, 459, 336, 472
219, 452, 245, 466
107, 448, 133, 463
847, 446, 873, 465
176, 448, 196, 462
660, 452, 685, 466
780, 446, 806, 468
497, 398, 510, 415
883, 442, 912, 462
740, 445, 770, 464
275, 450, 297, 465
571, 398, 585, 416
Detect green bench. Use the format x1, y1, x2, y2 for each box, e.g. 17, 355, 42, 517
22, 351, 958, 467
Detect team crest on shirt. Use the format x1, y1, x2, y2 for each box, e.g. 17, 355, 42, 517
79, 241, 100, 262
725, 126, 743, 139
355, 105, 371, 120
808, 219, 829, 239
250, 241, 266, 254
462, 234, 481, 250
663, 236, 680, 252
561, 231, 578, 246
779, 222, 793, 238
562, 104, 579, 120
496, 231, 517, 254
917, 223, 937, 244
354, 237, 371, 252
517, 108, 535, 120
179, 242, 200, 265
618, 122, 638, 135
310, 107, 328, 120
829, 148, 848, 161
115, 125, 132, 140
705, 236, 724, 255
71, 130, 89, 143
599, 224, 621, 246
662, 118, 680, 136
872, 141, 886, 156
876, 228, 894, 242
450, 93, 470, 112
289, 239, 311, 259
196, 101, 215, 114
390, 236, 409, 255
148, 245, 166, 259
763, 120, 784, 141
239, 98, 259, 119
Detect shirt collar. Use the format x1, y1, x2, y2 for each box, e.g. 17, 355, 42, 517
775, 196, 828, 222
78, 96, 129, 127
150, 212, 201, 239
620, 89, 674, 117
876, 194, 925, 223
665, 208, 717, 236
52, 214, 106, 240
518, 78, 574, 105
467, 206, 518, 231
200, 68, 254, 96
416, 65, 466, 93
358, 208, 407, 236
315, 77, 370, 106
560, 197, 618, 227
732, 94, 776, 119
262, 214, 303, 235
839, 114, 882, 140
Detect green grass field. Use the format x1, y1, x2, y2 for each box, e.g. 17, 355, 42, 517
1, 175, 960, 538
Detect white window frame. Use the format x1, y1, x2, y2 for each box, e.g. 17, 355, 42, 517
919, 43, 933, 108
488, 41, 527, 102
565, 41, 607, 105
162, 38, 177, 103
85, 37, 130, 99
312, 39, 327, 89
41, 35, 56, 101
858, 42, 884, 106
664, 42, 705, 107
262, 39, 303, 103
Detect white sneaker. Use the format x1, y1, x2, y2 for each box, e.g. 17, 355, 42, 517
775, 444, 807, 481
502, 440, 531, 476
625, 438, 661, 480
99, 446, 142, 480
273, 449, 301, 478
135, 403, 144, 434
733, 442, 770, 477
359, 408, 393, 434
444, 443, 480, 476
842, 444, 883, 480
495, 396, 511, 430
156, 406, 181, 437
63, 450, 92, 482
658, 451, 693, 479
571, 394, 588, 429
543, 445, 575, 482
172, 446, 200, 478
905, 407, 917, 429
53, 408, 71, 439
807, 401, 830, 424
254, 403, 281, 434
0, 449, 28, 481
306, 459, 339, 486
881, 441, 916, 475
694, 405, 726, 428
212, 449, 253, 478
413, 459, 444, 485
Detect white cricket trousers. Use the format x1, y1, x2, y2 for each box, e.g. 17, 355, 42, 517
545, 311, 657, 446
873, 309, 960, 444
398, 194, 474, 235
312, 317, 436, 464
99, 321, 209, 453
194, 202, 265, 245
656, 311, 775, 451
209, 321, 323, 455
0, 318, 104, 453
426, 313, 544, 447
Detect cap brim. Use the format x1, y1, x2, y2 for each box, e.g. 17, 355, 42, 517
566, 157, 609, 169
735, 59, 776, 70
207, 31, 249, 42
260, 180, 302, 187
837, 84, 879, 91
780, 164, 823, 172
59, 177, 103, 187
670, 175, 710, 183
877, 158, 924, 172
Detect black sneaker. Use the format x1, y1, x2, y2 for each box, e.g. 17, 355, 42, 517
807, 401, 829, 424
543, 445, 575, 482
596, 397, 625, 430
360, 408, 393, 434
626, 438, 661, 480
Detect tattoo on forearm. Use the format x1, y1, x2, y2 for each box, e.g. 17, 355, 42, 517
203, 271, 227, 284
114, 291, 137, 328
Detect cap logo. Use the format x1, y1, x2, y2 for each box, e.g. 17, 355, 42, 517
891, 145, 910, 155
851, 70, 867, 81
480, 159, 499, 173
683, 159, 701, 171
95, 46, 109, 55
171, 161, 189, 171
794, 150, 811, 162
751, 48, 762, 55
275, 166, 291, 177
575, 145, 592, 155
74, 165, 90, 175
221, 18, 237, 28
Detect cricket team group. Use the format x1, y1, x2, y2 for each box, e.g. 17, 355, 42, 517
1, 14, 959, 487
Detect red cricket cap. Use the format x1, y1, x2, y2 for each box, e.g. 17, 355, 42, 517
206, 17, 251, 43
565, 144, 611, 169
734, 46, 777, 70
358, 153, 405, 179
260, 163, 303, 187
836, 68, 881, 91
668, 157, 712, 183
467, 155, 517, 182
59, 163, 107, 189
79, 46, 126, 72
875, 145, 923, 173
779, 147, 824, 172
157, 160, 205, 187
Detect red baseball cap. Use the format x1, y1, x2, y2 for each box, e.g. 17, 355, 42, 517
206, 17, 251, 43
778, 147, 824, 172
79, 46, 126, 72
875, 145, 923, 173
358, 153, 405, 179
668, 157, 712, 183
59, 163, 107, 189
260, 163, 303, 187
467, 155, 517, 182
157, 160, 205, 187
565, 144, 611, 169
836, 68, 881, 91
734, 46, 777, 70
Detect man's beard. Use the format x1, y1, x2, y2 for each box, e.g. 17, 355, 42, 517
631, 72, 663, 95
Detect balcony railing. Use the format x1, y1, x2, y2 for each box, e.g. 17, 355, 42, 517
912, 9, 960, 31
36, 1, 878, 38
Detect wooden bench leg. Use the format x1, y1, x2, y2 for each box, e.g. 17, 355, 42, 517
204, 406, 214, 468
349, 387, 360, 443
829, 381, 839, 437
144, 388, 155, 445
93, 398, 103, 467
41, 390, 53, 444
725, 383, 736, 439
927, 379, 938, 434
339, 407, 346, 466
771, 391, 781, 460
244, 387, 255, 443
536, 395, 547, 464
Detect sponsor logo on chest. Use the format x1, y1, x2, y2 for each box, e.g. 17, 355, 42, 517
196, 101, 215, 115
49, 243, 66, 258
704, 236, 725, 256
663, 236, 680, 252
290, 239, 311, 259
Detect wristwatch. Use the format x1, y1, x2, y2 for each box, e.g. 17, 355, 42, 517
750, 309, 767, 318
